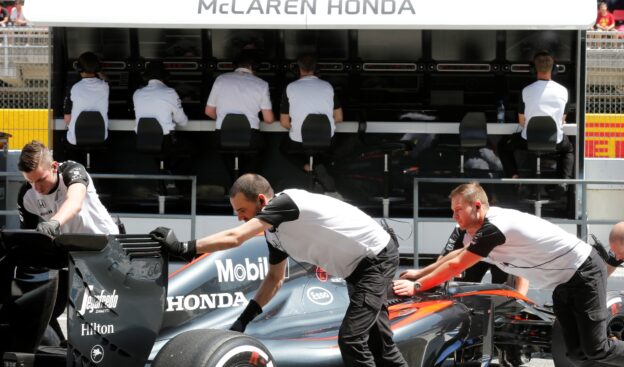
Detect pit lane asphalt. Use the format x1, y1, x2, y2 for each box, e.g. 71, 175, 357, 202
57, 267, 623, 366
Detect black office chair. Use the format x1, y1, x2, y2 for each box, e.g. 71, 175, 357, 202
300, 114, 333, 191
459, 112, 487, 176
136, 117, 177, 213
525, 116, 558, 217
219, 114, 258, 180
359, 120, 408, 217
73, 111, 107, 170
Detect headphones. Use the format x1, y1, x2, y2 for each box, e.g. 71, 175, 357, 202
529, 50, 557, 76
76, 52, 102, 74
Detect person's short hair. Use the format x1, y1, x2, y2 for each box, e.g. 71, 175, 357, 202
533, 50, 554, 74
143, 60, 169, 82
297, 53, 317, 74
449, 182, 490, 208
18, 140, 53, 173
609, 222, 624, 245
599, 1, 608, 9
229, 173, 274, 201
77, 51, 101, 74
233, 49, 260, 70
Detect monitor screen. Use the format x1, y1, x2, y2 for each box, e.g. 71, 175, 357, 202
211, 30, 278, 60
506, 30, 574, 62
66, 28, 130, 60
358, 30, 422, 61
138, 29, 201, 59
432, 30, 496, 62
284, 30, 348, 60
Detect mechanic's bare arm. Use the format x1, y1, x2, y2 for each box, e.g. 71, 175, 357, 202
51, 183, 87, 226
195, 218, 272, 253
262, 109, 275, 124
400, 248, 464, 280
253, 260, 288, 307
280, 113, 291, 130
333, 108, 343, 123
205, 105, 217, 120
64, 114, 71, 125
395, 250, 483, 295
514, 276, 529, 296
518, 113, 526, 128
608, 264, 618, 276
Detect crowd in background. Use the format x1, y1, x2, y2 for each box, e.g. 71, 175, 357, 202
0, 0, 27, 27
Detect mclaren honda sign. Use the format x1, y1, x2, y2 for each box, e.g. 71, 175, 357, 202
24, 0, 595, 30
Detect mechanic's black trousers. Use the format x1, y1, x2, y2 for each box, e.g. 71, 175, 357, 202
553, 249, 624, 367
340, 239, 408, 367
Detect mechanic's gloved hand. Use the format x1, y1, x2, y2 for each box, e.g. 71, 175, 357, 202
36, 220, 61, 237
230, 299, 262, 333
149, 227, 197, 262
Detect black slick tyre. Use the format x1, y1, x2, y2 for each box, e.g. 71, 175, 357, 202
153, 329, 275, 367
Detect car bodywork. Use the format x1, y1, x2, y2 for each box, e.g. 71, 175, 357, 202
0, 230, 622, 367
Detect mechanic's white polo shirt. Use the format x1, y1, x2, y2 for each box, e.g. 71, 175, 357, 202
206, 68, 272, 130
257, 189, 390, 278
467, 206, 591, 289
133, 79, 188, 135
66, 77, 110, 145
281, 76, 337, 143
519, 80, 569, 144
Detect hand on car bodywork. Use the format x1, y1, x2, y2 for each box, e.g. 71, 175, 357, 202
149, 226, 196, 262
230, 299, 262, 333
399, 269, 425, 280
393, 279, 419, 297
36, 220, 61, 237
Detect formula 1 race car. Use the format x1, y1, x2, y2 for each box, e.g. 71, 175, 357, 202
0, 230, 622, 367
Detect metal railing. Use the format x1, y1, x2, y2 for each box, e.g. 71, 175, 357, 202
0, 171, 197, 236
412, 177, 624, 266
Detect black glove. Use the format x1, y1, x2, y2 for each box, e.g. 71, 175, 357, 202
590, 234, 623, 267
230, 299, 262, 333
36, 220, 61, 237
149, 227, 197, 262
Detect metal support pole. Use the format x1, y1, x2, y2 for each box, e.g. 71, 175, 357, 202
413, 180, 419, 268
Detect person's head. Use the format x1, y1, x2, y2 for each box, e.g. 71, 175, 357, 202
533, 50, 555, 75
296, 53, 317, 76
18, 140, 59, 195
448, 182, 489, 233
15, 0, 23, 9
609, 222, 624, 261
599, 2, 608, 14
233, 49, 259, 71
229, 173, 274, 222
143, 60, 168, 83
77, 51, 101, 76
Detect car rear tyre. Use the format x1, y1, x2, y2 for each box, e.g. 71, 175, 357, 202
552, 291, 624, 367
153, 329, 275, 367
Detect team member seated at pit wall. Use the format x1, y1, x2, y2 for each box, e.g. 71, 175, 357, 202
63, 51, 110, 146
150, 173, 408, 367
279, 53, 343, 194
17, 141, 119, 237
400, 223, 529, 295
205, 49, 274, 181
498, 51, 574, 183
133, 60, 189, 171
393, 182, 624, 366
0, 5, 9, 27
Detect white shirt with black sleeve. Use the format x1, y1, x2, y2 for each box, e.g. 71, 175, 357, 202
64, 77, 110, 145
466, 206, 591, 289
256, 189, 390, 278
206, 68, 272, 130
17, 161, 119, 235
133, 79, 188, 135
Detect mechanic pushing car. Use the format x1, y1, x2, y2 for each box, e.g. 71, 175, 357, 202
151, 173, 408, 367
393, 182, 624, 367
17, 140, 119, 236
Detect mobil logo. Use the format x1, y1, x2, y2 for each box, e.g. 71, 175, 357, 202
216, 257, 289, 283
306, 286, 334, 306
